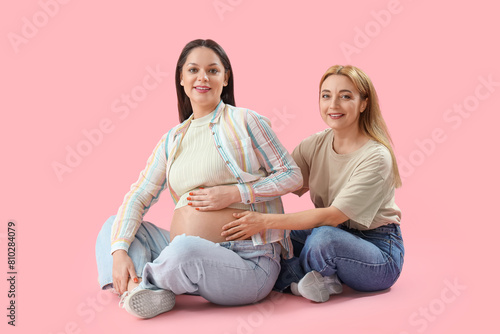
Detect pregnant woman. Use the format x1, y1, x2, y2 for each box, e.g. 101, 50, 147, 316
95, 39, 302, 318
222, 65, 404, 303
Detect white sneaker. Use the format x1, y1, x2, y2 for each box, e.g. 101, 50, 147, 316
290, 282, 301, 296
297, 271, 343, 303
119, 287, 176, 319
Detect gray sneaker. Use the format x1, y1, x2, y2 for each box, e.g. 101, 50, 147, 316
297, 271, 343, 303
119, 287, 176, 319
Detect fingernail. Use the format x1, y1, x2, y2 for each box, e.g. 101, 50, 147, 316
199, 187, 204, 189
133, 277, 138, 283
195, 208, 199, 211
187, 197, 191, 200
189, 192, 194, 196
188, 202, 192, 206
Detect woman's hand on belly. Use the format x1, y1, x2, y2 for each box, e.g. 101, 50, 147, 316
187, 185, 241, 211
221, 211, 267, 241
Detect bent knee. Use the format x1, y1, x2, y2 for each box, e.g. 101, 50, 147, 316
167, 235, 216, 263
97, 215, 117, 242
310, 226, 345, 243
342, 269, 401, 292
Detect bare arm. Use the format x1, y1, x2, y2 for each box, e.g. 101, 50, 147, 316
221, 206, 349, 241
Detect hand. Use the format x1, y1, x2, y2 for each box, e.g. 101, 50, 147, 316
221, 211, 267, 240
187, 185, 241, 211
112, 250, 138, 295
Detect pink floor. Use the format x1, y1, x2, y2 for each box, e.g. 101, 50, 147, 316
3, 1, 499, 333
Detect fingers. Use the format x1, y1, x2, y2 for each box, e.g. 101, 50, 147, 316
112, 266, 127, 295
187, 197, 225, 211
194, 206, 211, 212
188, 187, 208, 197
129, 267, 138, 284
188, 199, 208, 208
221, 222, 246, 239
222, 212, 252, 231
232, 210, 251, 218
112, 251, 137, 295
189, 202, 216, 211
222, 220, 239, 231
114, 275, 128, 295
225, 230, 248, 241
187, 195, 213, 209
187, 186, 232, 211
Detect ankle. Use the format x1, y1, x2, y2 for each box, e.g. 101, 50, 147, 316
127, 277, 142, 292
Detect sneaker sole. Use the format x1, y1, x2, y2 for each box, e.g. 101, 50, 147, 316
125, 289, 176, 319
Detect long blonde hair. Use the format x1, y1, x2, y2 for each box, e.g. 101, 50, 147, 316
319, 65, 402, 188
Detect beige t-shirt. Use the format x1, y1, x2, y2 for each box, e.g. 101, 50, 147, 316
292, 129, 401, 230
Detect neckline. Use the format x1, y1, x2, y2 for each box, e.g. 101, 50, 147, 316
329, 130, 374, 158
190, 110, 214, 127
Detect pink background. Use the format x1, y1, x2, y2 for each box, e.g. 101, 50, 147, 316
1, 0, 499, 333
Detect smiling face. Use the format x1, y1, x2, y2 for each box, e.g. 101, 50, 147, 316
319, 74, 368, 135
180, 47, 229, 117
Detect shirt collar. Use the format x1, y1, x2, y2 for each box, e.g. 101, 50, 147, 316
173, 100, 226, 136
209, 100, 226, 124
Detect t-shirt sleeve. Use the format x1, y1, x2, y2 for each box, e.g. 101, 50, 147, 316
291, 137, 313, 197
331, 146, 393, 228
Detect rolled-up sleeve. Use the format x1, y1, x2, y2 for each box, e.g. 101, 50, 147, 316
110, 134, 168, 254
236, 110, 303, 204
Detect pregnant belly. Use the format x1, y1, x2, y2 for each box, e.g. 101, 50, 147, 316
170, 206, 248, 243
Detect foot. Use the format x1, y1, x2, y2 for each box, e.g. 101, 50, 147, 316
297, 271, 343, 303
290, 282, 301, 296
119, 287, 176, 319
127, 277, 142, 293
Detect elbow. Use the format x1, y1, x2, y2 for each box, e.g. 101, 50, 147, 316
272, 165, 303, 194
318, 207, 344, 228
290, 167, 304, 192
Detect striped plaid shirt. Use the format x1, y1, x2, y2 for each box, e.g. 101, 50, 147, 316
110, 101, 303, 259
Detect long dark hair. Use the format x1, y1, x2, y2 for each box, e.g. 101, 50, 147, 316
175, 39, 235, 122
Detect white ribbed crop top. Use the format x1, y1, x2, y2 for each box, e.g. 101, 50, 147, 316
168, 111, 251, 210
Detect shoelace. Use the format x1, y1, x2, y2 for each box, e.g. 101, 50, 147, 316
118, 291, 130, 308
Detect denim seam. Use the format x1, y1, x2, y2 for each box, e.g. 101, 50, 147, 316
167, 259, 269, 303
168, 259, 258, 272
325, 254, 392, 271
253, 259, 280, 303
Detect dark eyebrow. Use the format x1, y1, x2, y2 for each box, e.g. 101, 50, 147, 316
186, 62, 221, 66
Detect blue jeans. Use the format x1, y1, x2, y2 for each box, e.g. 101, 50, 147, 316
274, 224, 404, 292
95, 216, 281, 306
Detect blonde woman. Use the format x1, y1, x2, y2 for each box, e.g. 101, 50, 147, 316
222, 65, 404, 302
